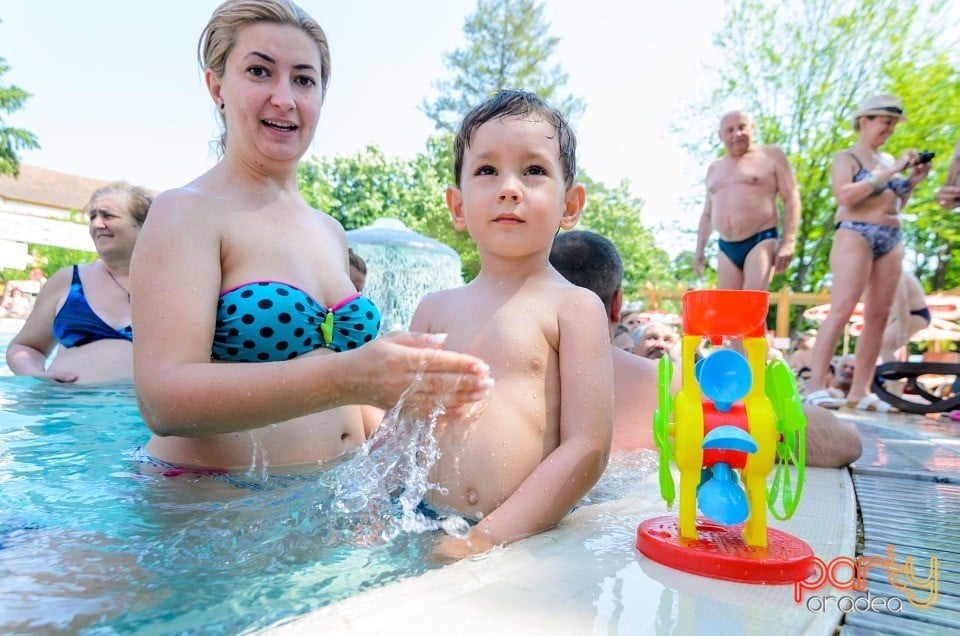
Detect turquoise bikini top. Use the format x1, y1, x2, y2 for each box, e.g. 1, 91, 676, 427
211, 282, 381, 362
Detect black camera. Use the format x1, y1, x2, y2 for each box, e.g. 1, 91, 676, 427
917, 150, 935, 164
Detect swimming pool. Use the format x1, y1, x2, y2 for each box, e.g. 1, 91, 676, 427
0, 330, 860, 635
0, 334, 657, 633
0, 332, 451, 633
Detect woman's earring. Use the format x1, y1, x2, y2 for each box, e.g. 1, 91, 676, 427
220, 102, 225, 110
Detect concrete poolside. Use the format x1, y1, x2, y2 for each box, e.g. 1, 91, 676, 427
268, 468, 857, 634
266, 407, 960, 636
839, 408, 960, 635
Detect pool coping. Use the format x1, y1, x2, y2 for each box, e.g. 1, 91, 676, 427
265, 466, 856, 635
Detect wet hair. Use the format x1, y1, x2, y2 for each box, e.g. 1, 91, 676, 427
549, 230, 621, 314
198, 0, 331, 155
85, 182, 154, 227
452, 89, 577, 188
347, 248, 366, 276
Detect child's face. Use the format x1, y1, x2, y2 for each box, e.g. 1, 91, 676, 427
447, 115, 583, 258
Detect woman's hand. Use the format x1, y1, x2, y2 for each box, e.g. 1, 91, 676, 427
350, 331, 493, 414
936, 184, 960, 210
43, 370, 79, 383
908, 160, 932, 187
893, 149, 921, 173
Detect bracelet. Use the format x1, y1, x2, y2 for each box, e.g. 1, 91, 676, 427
868, 174, 884, 193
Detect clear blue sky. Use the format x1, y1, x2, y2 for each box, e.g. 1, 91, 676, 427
2, 1, 731, 250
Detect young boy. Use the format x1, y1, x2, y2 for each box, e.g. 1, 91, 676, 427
410, 90, 613, 559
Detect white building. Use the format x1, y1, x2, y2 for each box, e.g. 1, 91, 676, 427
0, 165, 106, 269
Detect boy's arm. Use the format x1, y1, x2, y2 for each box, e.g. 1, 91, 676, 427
464, 289, 614, 550
408, 292, 438, 334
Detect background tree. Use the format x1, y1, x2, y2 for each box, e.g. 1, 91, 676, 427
885, 54, 960, 291
574, 173, 674, 297
680, 0, 959, 328
0, 41, 39, 176
299, 0, 674, 290
422, 0, 584, 132
298, 146, 418, 231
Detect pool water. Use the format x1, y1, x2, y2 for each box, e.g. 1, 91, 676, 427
0, 335, 656, 634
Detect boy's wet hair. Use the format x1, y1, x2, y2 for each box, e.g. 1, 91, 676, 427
452, 89, 577, 189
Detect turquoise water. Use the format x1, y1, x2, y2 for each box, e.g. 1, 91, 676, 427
0, 334, 459, 634
0, 333, 656, 634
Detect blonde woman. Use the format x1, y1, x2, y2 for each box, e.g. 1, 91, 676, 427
7, 183, 152, 383
132, 0, 490, 472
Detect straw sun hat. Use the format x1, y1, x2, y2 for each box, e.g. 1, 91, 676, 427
851, 94, 906, 129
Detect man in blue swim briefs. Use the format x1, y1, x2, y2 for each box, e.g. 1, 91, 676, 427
694, 110, 801, 291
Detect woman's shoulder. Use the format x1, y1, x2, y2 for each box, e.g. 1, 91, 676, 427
144, 182, 228, 237
830, 149, 861, 175
151, 183, 213, 216
43, 264, 78, 290
313, 205, 348, 235
831, 148, 858, 163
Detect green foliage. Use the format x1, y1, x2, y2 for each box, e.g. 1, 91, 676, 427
297, 135, 673, 287
682, 0, 959, 314
298, 146, 417, 230
402, 135, 482, 279
297, 138, 480, 277
298, 0, 677, 290
574, 173, 674, 297
886, 53, 960, 290
672, 250, 713, 289
422, 0, 585, 132
2, 243, 94, 285
35, 244, 95, 273
0, 47, 40, 177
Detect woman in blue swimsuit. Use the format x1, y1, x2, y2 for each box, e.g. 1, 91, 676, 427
803, 95, 931, 411
131, 0, 491, 472
6, 182, 152, 384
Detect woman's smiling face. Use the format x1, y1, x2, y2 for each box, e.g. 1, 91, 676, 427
211, 22, 324, 165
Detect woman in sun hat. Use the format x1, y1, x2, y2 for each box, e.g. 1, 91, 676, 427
802, 94, 931, 411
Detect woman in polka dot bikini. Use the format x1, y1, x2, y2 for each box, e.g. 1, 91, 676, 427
130, 0, 491, 473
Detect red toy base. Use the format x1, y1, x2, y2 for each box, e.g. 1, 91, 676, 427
637, 516, 815, 584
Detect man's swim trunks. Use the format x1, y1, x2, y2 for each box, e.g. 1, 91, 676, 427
718, 227, 779, 271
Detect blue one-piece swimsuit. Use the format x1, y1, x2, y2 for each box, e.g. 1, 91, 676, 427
211, 281, 381, 362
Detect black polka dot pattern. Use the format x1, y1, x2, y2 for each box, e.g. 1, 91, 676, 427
211, 282, 381, 362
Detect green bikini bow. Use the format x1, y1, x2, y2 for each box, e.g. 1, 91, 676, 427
320, 310, 335, 344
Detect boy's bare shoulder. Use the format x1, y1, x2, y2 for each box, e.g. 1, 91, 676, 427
420, 282, 471, 306
549, 277, 607, 316
413, 283, 470, 322
548, 275, 602, 300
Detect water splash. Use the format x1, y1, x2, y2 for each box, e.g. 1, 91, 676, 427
159, 373, 472, 572
332, 392, 470, 542
581, 449, 659, 505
